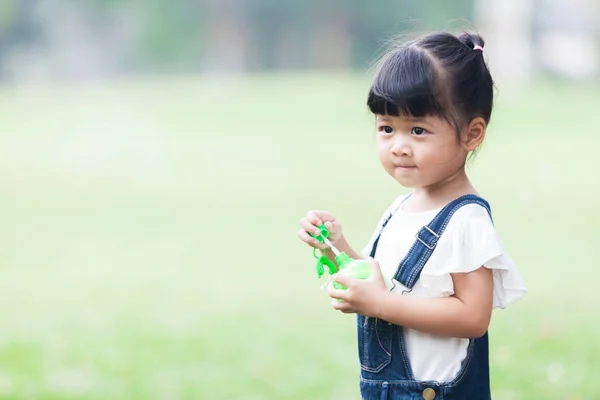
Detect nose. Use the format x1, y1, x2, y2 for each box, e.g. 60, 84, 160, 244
390, 135, 412, 157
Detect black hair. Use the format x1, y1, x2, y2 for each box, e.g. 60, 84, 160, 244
367, 31, 494, 133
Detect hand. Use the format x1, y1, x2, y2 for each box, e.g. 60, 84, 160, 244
298, 210, 342, 250
328, 258, 389, 317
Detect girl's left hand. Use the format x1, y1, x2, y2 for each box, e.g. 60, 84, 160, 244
328, 258, 389, 317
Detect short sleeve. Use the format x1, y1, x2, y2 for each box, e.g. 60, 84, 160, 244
419, 206, 527, 309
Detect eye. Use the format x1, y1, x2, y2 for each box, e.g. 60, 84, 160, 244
379, 125, 394, 135
411, 127, 428, 136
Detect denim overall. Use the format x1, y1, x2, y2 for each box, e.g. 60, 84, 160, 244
359, 194, 493, 400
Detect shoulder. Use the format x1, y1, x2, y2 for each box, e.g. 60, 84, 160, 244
444, 202, 496, 237
427, 197, 506, 271
451, 201, 493, 221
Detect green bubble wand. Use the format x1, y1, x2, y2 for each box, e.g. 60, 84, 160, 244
309, 224, 372, 291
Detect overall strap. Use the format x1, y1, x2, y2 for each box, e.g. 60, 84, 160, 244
392, 194, 492, 290
368, 195, 411, 258
368, 213, 392, 258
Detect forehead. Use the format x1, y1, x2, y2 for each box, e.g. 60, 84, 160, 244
375, 114, 448, 127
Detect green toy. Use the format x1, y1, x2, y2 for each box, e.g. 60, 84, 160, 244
310, 224, 371, 290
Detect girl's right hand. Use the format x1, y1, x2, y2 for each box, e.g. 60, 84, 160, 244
298, 210, 343, 250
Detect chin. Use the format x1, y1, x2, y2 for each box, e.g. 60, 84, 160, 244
396, 181, 418, 189
391, 174, 418, 188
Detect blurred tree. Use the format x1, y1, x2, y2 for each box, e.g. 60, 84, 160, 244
201, 0, 251, 73
244, 0, 312, 70
0, 0, 40, 80
243, 0, 476, 71
135, 0, 203, 70
66, 0, 204, 73
475, 0, 535, 86
348, 0, 476, 68
0, 0, 499, 79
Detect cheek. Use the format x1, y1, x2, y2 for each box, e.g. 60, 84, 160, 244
416, 140, 463, 166
376, 139, 388, 160
376, 142, 396, 173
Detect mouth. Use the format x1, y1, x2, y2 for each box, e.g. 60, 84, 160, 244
397, 165, 416, 169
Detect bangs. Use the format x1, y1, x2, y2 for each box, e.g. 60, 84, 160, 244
367, 46, 447, 119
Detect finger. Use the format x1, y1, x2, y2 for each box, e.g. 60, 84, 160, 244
365, 257, 383, 279
332, 272, 355, 288
331, 298, 354, 313
327, 283, 349, 301
299, 217, 323, 237
325, 220, 340, 232
297, 229, 327, 249
306, 211, 324, 227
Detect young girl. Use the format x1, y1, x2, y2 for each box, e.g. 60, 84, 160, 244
297, 32, 527, 400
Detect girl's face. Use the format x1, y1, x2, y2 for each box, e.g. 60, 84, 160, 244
375, 114, 472, 189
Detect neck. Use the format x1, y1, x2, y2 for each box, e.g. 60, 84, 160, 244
407, 169, 477, 212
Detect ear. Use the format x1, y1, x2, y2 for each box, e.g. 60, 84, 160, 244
461, 117, 486, 151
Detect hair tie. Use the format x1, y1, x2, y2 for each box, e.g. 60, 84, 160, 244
473, 45, 484, 53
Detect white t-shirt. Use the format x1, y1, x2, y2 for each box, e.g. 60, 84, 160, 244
361, 193, 527, 383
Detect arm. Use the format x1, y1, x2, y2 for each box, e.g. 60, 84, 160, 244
330, 261, 494, 339
376, 267, 493, 338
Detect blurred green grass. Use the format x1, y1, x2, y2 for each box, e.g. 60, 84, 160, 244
0, 73, 597, 399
